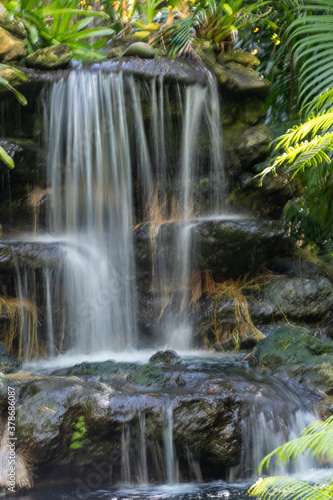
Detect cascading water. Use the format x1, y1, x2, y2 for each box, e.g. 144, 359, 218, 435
24, 68, 225, 356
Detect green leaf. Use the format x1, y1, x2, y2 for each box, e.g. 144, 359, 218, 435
222, 3, 233, 15
63, 27, 114, 42
91, 37, 108, 49
0, 146, 14, 169
0, 76, 27, 106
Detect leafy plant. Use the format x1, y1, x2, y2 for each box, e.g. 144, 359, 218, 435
286, 0, 333, 110
0, 64, 27, 169
3, 0, 113, 59
248, 416, 333, 500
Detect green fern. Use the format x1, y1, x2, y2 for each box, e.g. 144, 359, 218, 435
248, 416, 333, 500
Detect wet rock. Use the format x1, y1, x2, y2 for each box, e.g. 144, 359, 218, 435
251, 327, 333, 394
263, 277, 333, 320
0, 343, 21, 373
26, 44, 72, 70
122, 42, 156, 59
0, 26, 27, 62
194, 219, 292, 279
0, 4, 27, 39
0, 240, 66, 270
8, 368, 243, 482
149, 349, 182, 364
92, 58, 210, 86
136, 219, 292, 282
217, 51, 260, 69
173, 394, 241, 467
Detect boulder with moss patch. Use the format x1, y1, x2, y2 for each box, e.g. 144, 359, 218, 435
251, 327, 333, 394
0, 4, 27, 39
26, 44, 72, 70
122, 42, 156, 59
0, 344, 21, 374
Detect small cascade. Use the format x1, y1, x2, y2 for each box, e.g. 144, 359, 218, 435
228, 376, 316, 481
138, 412, 149, 485
163, 401, 179, 485
121, 425, 131, 486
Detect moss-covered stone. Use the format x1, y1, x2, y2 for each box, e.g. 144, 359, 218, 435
192, 38, 216, 67
52, 360, 135, 380
130, 364, 167, 386
122, 42, 156, 59
0, 343, 21, 374
26, 44, 72, 70
0, 4, 27, 39
0, 371, 8, 401
217, 51, 260, 69
149, 350, 182, 365
251, 327, 333, 393
0, 26, 27, 62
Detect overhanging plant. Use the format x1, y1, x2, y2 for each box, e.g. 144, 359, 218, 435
3, 0, 114, 59
0, 64, 27, 169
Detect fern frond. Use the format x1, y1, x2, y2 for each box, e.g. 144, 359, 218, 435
275, 112, 333, 149
259, 416, 333, 473
249, 475, 333, 500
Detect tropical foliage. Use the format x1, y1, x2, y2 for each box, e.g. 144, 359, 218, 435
248, 416, 333, 500
131, 0, 272, 57
0, 64, 27, 169
255, 0, 333, 256
3, 0, 113, 59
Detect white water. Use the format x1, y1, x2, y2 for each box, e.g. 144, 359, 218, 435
17, 68, 224, 356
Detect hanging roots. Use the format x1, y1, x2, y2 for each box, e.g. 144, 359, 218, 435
0, 292, 38, 360
194, 270, 272, 351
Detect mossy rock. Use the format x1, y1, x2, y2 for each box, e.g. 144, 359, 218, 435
130, 364, 167, 386
26, 44, 72, 70
149, 350, 182, 365
52, 360, 135, 380
122, 42, 156, 59
251, 327, 333, 393
0, 371, 8, 401
0, 4, 27, 39
0, 343, 21, 374
217, 51, 260, 69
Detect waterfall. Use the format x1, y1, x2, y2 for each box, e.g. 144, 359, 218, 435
30, 68, 225, 356
163, 401, 179, 485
